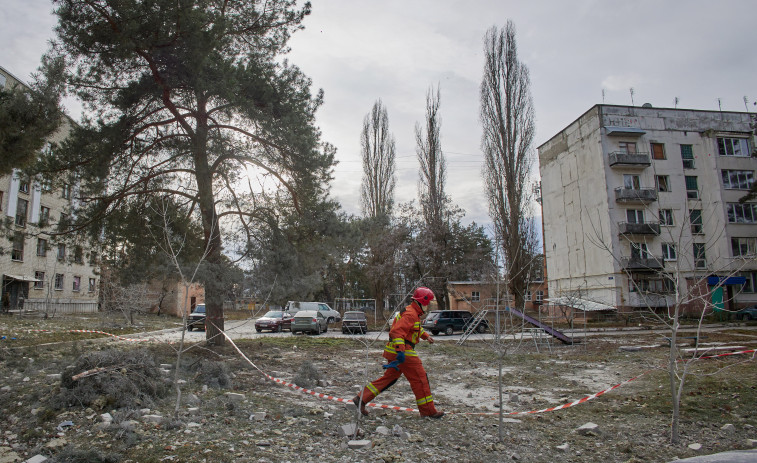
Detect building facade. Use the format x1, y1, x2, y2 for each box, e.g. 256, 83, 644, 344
0, 65, 100, 314
538, 104, 757, 314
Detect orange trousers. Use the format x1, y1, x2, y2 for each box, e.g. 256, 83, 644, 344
357, 353, 439, 416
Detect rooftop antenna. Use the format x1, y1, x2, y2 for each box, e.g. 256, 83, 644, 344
674, 97, 679, 109
602, 89, 605, 103
629, 88, 635, 106
744, 96, 750, 113
717, 98, 722, 112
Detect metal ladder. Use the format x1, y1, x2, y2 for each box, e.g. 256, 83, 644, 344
457, 309, 489, 345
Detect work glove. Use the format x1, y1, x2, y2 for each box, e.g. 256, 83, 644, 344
382, 351, 406, 371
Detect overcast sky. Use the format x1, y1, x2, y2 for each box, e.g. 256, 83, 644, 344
2, 0, 756, 230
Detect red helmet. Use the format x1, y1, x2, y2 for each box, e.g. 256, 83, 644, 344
411, 287, 434, 306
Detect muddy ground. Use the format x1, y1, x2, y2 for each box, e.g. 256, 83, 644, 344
1, 315, 756, 462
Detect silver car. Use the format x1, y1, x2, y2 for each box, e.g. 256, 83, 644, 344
291, 310, 328, 335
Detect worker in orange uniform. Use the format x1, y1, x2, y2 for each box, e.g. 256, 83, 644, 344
350, 287, 444, 418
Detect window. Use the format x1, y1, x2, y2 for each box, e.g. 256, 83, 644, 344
685, 176, 699, 199
656, 175, 670, 192
19, 180, 29, 194
681, 144, 695, 169
731, 237, 757, 257
630, 242, 649, 259
89, 278, 96, 293
740, 272, 757, 293
54, 274, 64, 290
727, 203, 757, 223
631, 278, 674, 294
57, 243, 66, 261
34, 271, 45, 290
690, 209, 703, 234
15, 198, 28, 227
73, 276, 81, 292
41, 180, 52, 193
717, 137, 750, 157
11, 233, 24, 261
659, 209, 674, 226
471, 291, 480, 302
626, 209, 644, 224
619, 141, 637, 154
662, 243, 677, 261
525, 291, 531, 301
535, 291, 544, 303
62, 183, 71, 199
623, 174, 641, 190
721, 170, 754, 190
39, 206, 50, 225
693, 243, 706, 269
74, 246, 83, 264
651, 143, 666, 160
36, 238, 47, 257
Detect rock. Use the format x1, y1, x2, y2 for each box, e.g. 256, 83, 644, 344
248, 412, 266, 421
347, 439, 372, 449
502, 418, 522, 424
45, 438, 67, 449
255, 441, 272, 447
140, 408, 151, 415
100, 413, 113, 423
120, 421, 138, 432
721, 423, 735, 433
688, 443, 702, 451
184, 394, 200, 405
160, 364, 173, 369
576, 422, 600, 436
407, 434, 424, 443
0, 446, 22, 463
509, 393, 519, 403
46, 374, 61, 381
556, 443, 570, 452
142, 415, 163, 424
339, 423, 358, 437
24, 456, 47, 463
22, 377, 29, 382
187, 422, 202, 428
188, 407, 200, 416
375, 426, 391, 436
225, 392, 245, 402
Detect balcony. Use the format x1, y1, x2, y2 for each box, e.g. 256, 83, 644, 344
614, 187, 657, 204
628, 292, 675, 308
618, 221, 661, 235
620, 255, 664, 272
608, 151, 651, 168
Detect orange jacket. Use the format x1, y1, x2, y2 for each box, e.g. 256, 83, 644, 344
385, 301, 430, 356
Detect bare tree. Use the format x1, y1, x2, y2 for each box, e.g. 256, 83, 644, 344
415, 86, 452, 308
480, 21, 539, 309
361, 99, 397, 219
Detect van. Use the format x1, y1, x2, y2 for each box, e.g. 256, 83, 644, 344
285, 301, 342, 323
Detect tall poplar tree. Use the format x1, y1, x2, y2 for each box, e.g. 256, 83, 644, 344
39, 0, 334, 345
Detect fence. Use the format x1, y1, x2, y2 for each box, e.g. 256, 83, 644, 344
14, 299, 99, 314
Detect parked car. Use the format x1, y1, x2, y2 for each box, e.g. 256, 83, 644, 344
187, 304, 206, 331
291, 310, 328, 335
422, 310, 489, 336
341, 311, 368, 334
735, 306, 757, 320
255, 311, 294, 332
285, 301, 342, 323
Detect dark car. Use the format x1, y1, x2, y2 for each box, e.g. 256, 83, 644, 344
255, 311, 294, 332
187, 304, 206, 331
341, 311, 368, 334
735, 306, 757, 321
422, 310, 489, 336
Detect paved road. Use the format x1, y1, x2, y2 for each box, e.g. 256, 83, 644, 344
133, 319, 757, 346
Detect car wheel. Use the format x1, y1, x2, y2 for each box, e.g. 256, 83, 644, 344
328, 317, 334, 324
256, 328, 262, 333
323, 324, 328, 333
476, 324, 486, 334
445, 326, 454, 336
187, 325, 193, 332
276, 324, 282, 333
431, 330, 439, 336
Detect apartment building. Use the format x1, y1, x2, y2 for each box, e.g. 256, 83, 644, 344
0, 65, 99, 314
538, 104, 757, 314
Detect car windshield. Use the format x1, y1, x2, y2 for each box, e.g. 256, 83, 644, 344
263, 311, 283, 318
344, 312, 364, 320
193, 305, 205, 314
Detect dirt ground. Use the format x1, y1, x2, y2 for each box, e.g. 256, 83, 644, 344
1, 314, 756, 463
